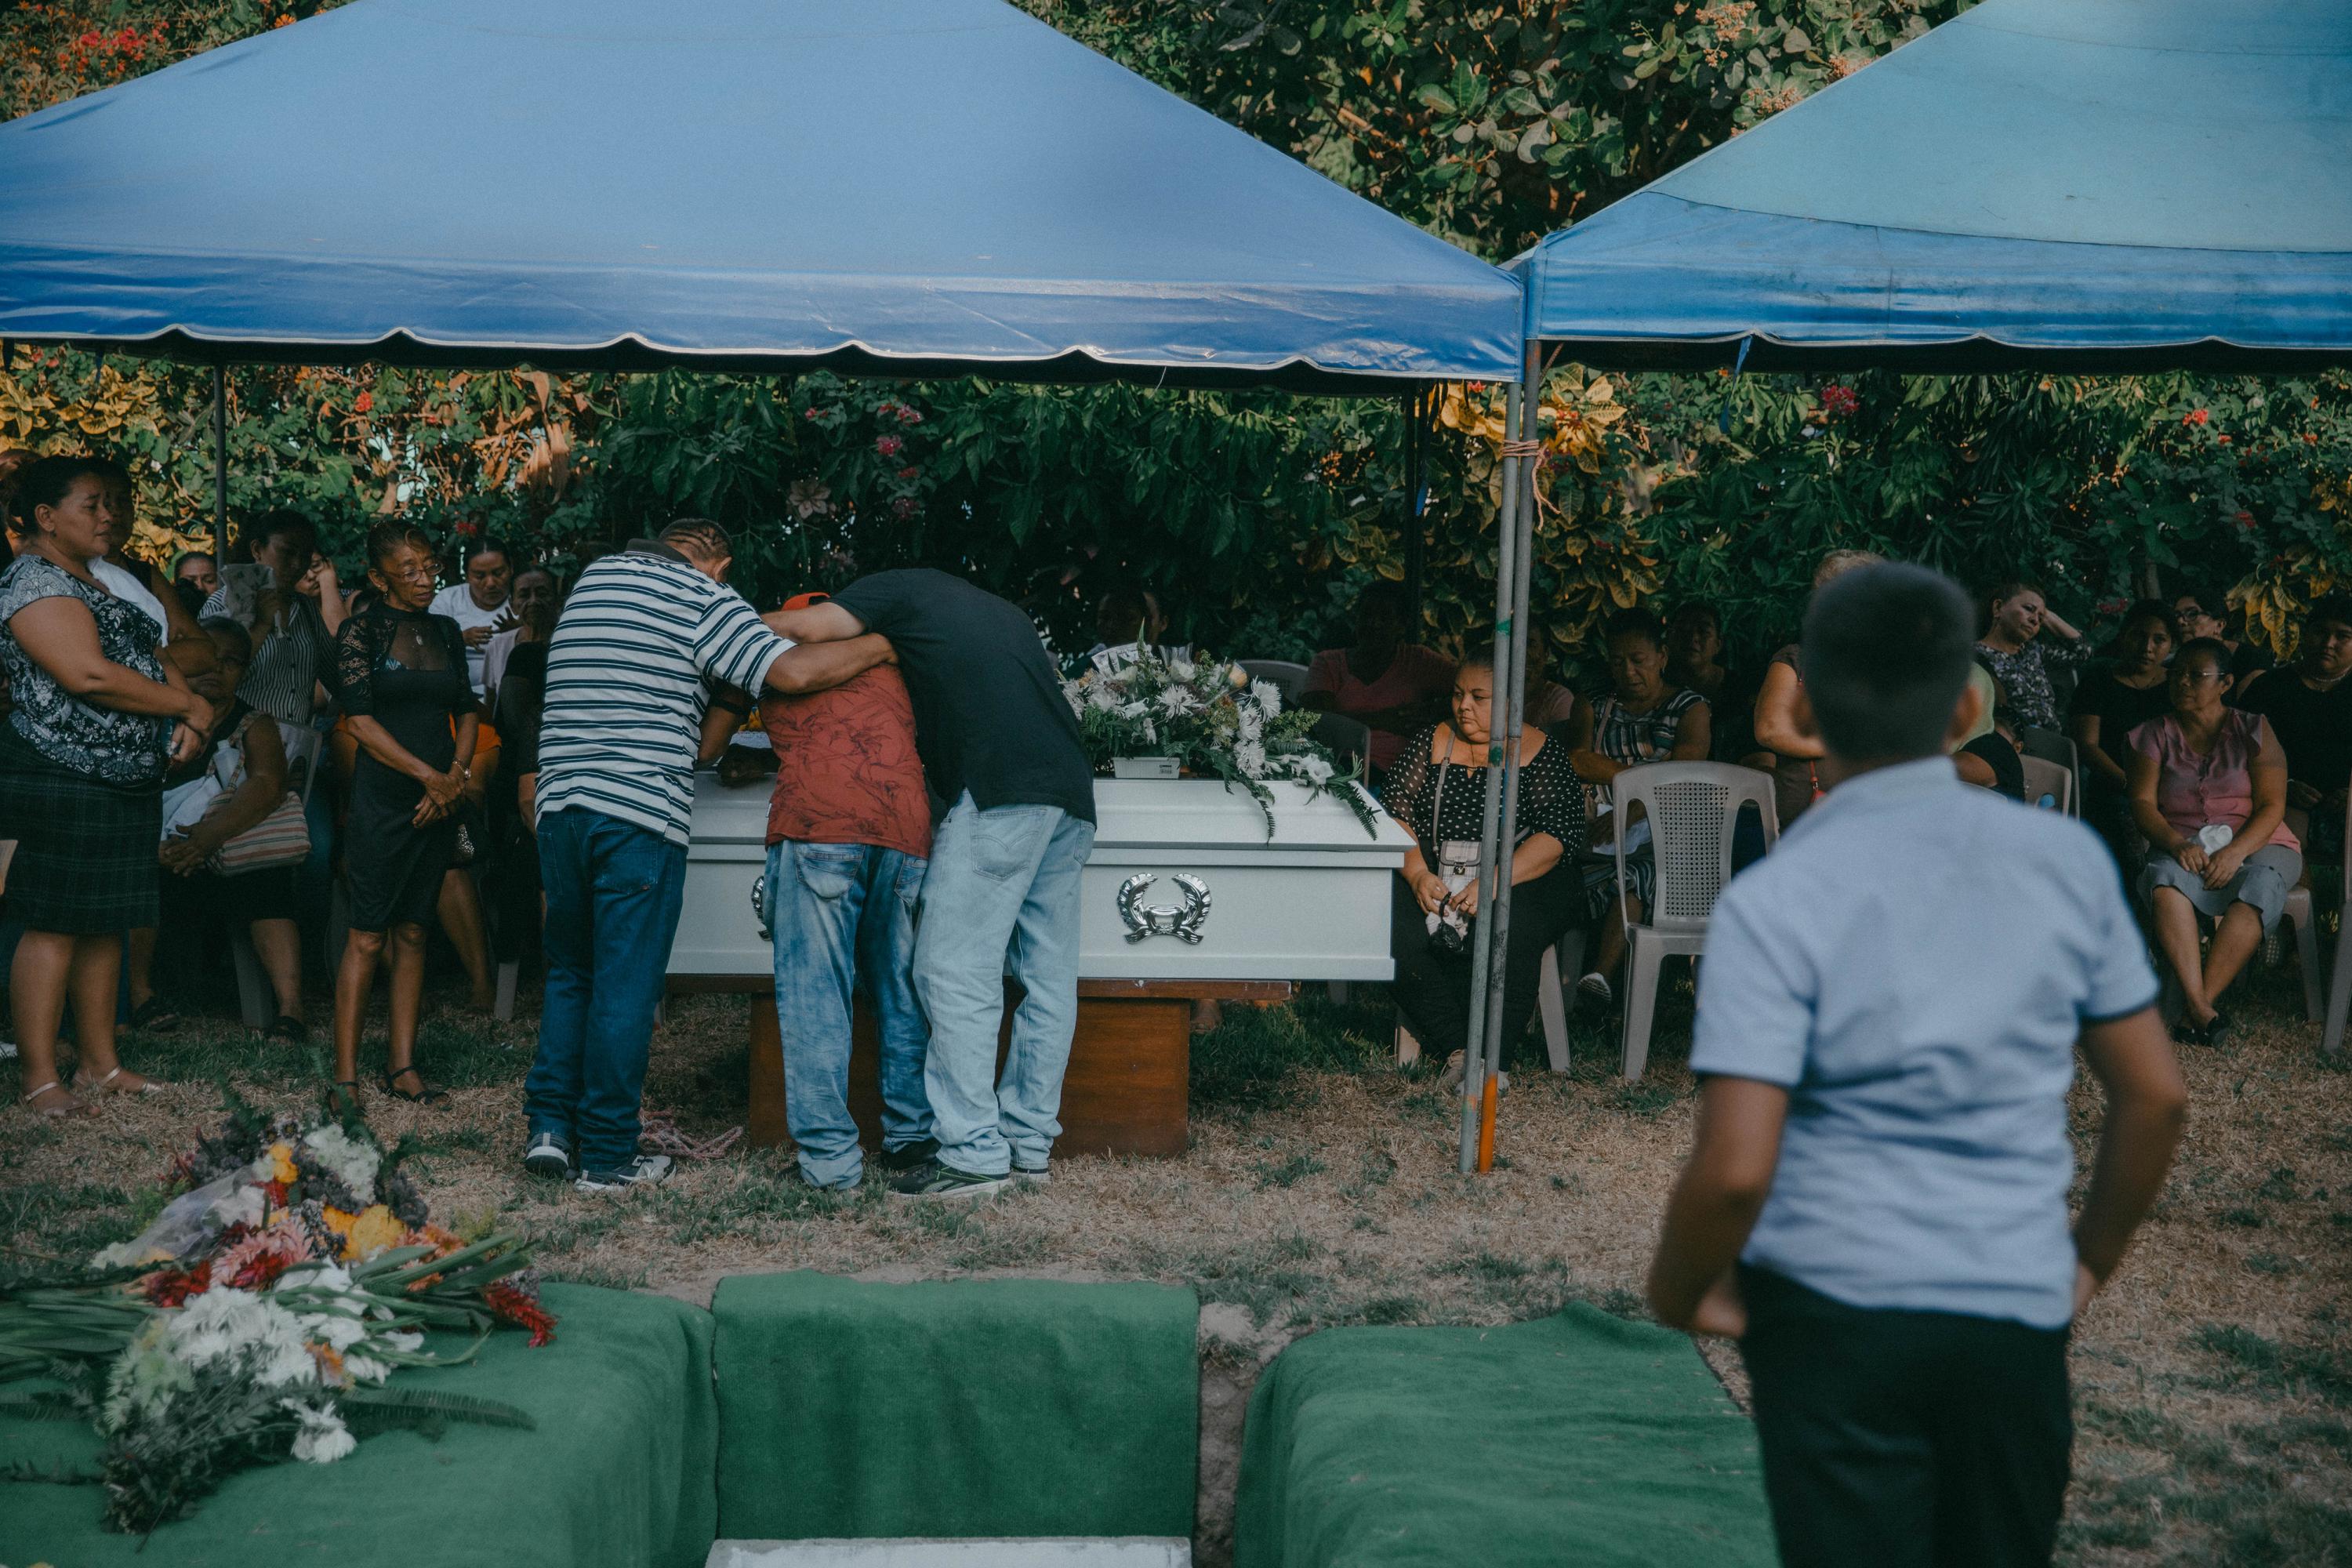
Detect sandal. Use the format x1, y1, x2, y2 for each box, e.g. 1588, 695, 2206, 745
379, 1065, 448, 1105
17, 1080, 93, 1119
72, 1066, 166, 1098
126, 997, 180, 1034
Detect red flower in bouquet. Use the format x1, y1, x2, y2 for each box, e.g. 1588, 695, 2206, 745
482, 1279, 557, 1348
2183, 408, 2210, 426
141, 1261, 213, 1307
354, 391, 373, 415
1819, 383, 1860, 419
875, 434, 905, 458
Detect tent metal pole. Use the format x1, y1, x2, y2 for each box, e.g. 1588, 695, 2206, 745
1475, 342, 1542, 1167
1402, 387, 1425, 622
1457, 377, 1523, 1174
211, 364, 228, 556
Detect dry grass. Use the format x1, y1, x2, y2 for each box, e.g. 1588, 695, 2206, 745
5, 957, 2349, 1566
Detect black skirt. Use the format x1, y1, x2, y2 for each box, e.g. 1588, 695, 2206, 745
0, 728, 162, 934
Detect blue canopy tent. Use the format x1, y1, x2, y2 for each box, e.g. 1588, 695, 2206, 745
0, 0, 1519, 391
1447, 0, 2352, 1149
0, 0, 1530, 1149
1512, 0, 2352, 373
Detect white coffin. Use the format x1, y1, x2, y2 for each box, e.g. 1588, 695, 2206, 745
671, 772, 1413, 982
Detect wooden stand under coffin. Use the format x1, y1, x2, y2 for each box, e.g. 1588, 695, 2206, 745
673, 771, 1413, 1158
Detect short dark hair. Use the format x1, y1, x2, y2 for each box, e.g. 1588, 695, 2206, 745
8, 453, 111, 535
459, 534, 511, 569
1989, 578, 2044, 605
1602, 608, 1666, 652
2304, 595, 2352, 638
658, 517, 731, 560
198, 615, 253, 662
2174, 637, 2230, 678
2119, 597, 2176, 637
249, 508, 316, 554
1802, 564, 1976, 760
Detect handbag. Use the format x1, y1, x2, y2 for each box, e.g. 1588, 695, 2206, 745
203, 789, 312, 876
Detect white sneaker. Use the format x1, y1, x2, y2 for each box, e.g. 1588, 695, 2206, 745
574, 1153, 674, 1193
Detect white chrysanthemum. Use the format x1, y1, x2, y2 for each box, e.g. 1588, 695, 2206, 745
1156, 688, 1191, 717
169, 1287, 319, 1391
299, 1125, 381, 1203
285, 1399, 357, 1463
101, 1318, 194, 1432
1235, 740, 1268, 779
1249, 680, 1281, 717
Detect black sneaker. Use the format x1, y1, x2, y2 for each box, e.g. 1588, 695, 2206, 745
523, 1132, 575, 1181
575, 1153, 674, 1194
1010, 1163, 1051, 1186
2203, 1010, 2236, 1051
887, 1160, 1009, 1200
878, 1138, 940, 1174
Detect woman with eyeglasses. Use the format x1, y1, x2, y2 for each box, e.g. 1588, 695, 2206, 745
331, 521, 477, 1105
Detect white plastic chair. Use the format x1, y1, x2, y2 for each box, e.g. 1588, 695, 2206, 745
2018, 755, 2074, 816
2318, 789, 2352, 1057
1237, 659, 1309, 706
2018, 726, 2083, 808
1610, 762, 1780, 1079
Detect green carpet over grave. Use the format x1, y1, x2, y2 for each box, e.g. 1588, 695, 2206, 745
1234, 1305, 1777, 1568
0, 1283, 717, 1568
713, 1271, 1197, 1540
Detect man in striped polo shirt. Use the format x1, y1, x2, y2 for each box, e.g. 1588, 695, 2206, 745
524, 519, 895, 1192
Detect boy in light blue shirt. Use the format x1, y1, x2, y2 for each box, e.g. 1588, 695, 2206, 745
1646, 564, 2187, 1568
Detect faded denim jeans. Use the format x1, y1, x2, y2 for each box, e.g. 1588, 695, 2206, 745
525, 807, 688, 1177
766, 839, 931, 1189
912, 793, 1094, 1177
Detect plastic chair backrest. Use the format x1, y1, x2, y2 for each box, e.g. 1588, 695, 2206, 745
1612, 761, 1780, 935
2340, 778, 2352, 906
1238, 660, 1310, 706
2017, 725, 2079, 774
1309, 711, 1373, 770
2018, 754, 2072, 815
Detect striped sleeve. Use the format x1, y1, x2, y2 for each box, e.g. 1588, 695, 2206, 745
693, 590, 792, 695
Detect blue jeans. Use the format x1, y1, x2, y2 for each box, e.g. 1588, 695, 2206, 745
524, 807, 688, 1176
767, 839, 932, 1189
913, 793, 1095, 1177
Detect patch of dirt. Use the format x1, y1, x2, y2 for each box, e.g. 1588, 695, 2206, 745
6, 960, 2349, 1567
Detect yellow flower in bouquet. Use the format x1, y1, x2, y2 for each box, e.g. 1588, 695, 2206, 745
321, 1203, 406, 1262
266, 1142, 299, 1185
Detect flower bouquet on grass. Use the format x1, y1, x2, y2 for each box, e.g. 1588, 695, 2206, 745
0, 1087, 550, 1534
1063, 648, 1378, 838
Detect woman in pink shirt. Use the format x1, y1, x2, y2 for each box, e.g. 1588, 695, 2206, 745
2127, 637, 2299, 1047
1301, 582, 1455, 779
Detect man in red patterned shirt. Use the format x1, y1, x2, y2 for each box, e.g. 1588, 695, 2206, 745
716, 591, 935, 1189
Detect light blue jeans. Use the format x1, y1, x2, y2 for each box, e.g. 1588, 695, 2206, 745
913, 793, 1095, 1177
766, 839, 932, 1189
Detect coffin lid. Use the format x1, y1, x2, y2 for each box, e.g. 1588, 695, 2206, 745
688, 773, 1410, 853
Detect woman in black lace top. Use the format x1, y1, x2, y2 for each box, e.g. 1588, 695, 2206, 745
331, 521, 477, 1106
1380, 655, 1586, 1080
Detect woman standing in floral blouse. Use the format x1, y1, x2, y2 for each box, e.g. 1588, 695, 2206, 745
1, 455, 212, 1117
1973, 579, 2092, 735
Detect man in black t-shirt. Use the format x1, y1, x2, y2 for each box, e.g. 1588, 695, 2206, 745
2241, 596, 2352, 858
769, 569, 1097, 1197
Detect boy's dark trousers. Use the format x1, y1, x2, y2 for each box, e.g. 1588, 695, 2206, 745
1737, 1265, 2073, 1568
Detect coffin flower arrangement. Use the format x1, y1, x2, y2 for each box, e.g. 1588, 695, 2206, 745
1063, 648, 1378, 837
0, 1090, 550, 1534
